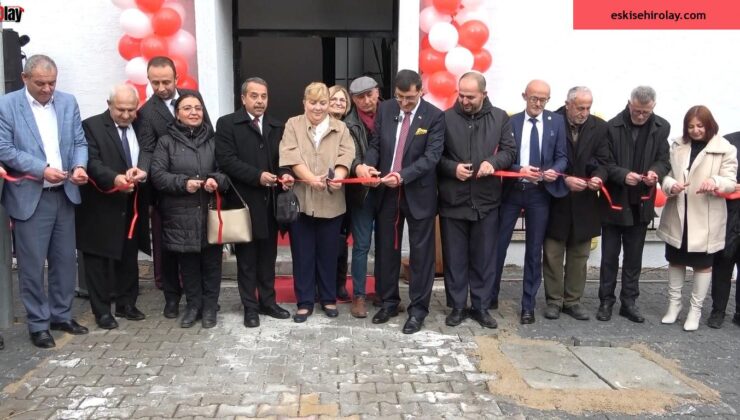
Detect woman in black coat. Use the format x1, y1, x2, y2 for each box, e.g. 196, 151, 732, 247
151, 93, 229, 329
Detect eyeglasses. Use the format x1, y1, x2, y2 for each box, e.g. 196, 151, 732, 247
179, 106, 203, 113
526, 96, 549, 105
395, 92, 420, 103
329, 97, 347, 103
629, 108, 653, 116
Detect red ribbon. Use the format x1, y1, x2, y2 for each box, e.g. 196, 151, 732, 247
214, 189, 225, 244
2, 173, 39, 182
716, 190, 740, 200
87, 178, 139, 240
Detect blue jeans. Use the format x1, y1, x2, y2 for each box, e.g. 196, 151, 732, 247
350, 190, 375, 297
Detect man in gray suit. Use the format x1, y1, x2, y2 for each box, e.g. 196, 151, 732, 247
0, 55, 89, 348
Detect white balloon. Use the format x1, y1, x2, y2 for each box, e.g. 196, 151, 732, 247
444, 46, 474, 77
419, 6, 452, 33
455, 6, 489, 24
461, 0, 484, 9
168, 29, 197, 59
163, 1, 187, 22
120, 8, 153, 39
428, 22, 458, 53
145, 82, 154, 99
125, 57, 149, 85
111, 0, 136, 9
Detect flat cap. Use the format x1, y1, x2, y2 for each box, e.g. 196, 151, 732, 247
349, 76, 378, 95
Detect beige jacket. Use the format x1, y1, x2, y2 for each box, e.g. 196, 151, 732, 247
657, 134, 737, 253
279, 114, 355, 219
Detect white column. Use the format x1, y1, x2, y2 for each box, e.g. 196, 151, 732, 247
193, 0, 234, 120
397, 0, 421, 72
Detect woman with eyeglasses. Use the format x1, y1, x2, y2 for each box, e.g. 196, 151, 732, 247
657, 105, 737, 331
151, 92, 229, 329
279, 82, 355, 322
328, 85, 351, 120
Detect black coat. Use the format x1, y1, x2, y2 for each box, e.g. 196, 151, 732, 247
214, 107, 285, 240
437, 98, 517, 220
601, 107, 671, 226
344, 107, 371, 209
546, 107, 611, 242
76, 110, 151, 259
723, 132, 740, 256
150, 122, 228, 253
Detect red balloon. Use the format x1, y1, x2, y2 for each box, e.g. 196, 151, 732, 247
135, 0, 164, 13
419, 48, 446, 75
118, 35, 142, 61
654, 187, 667, 207
458, 20, 489, 51
421, 35, 431, 50
432, 0, 461, 15
125, 80, 148, 103
428, 70, 457, 97
472, 48, 492, 72
177, 74, 198, 90
170, 55, 189, 78
140, 35, 169, 60
152, 7, 182, 37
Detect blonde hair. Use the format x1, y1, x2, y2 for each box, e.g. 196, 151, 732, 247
304, 82, 329, 102
329, 84, 351, 117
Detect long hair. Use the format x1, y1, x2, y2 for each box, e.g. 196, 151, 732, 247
682, 105, 718, 142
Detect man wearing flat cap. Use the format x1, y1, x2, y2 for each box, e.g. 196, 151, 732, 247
342, 76, 381, 318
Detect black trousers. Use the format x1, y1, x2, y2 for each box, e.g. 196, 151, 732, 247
598, 222, 648, 306
175, 245, 222, 311
375, 188, 435, 319
161, 247, 182, 305
82, 233, 140, 320
711, 246, 740, 313
440, 210, 499, 311
235, 214, 278, 311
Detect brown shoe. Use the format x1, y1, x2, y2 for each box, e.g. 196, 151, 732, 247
351, 296, 368, 318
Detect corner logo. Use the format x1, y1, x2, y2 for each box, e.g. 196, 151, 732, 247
0, 5, 25, 23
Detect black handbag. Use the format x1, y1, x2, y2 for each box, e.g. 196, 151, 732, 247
275, 188, 300, 224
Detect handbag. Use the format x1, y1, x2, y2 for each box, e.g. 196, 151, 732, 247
275, 188, 300, 224
207, 180, 252, 244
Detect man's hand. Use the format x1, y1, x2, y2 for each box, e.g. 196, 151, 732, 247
44, 167, 67, 183
125, 167, 147, 183
280, 174, 295, 190
260, 171, 278, 187
519, 165, 541, 183
456, 163, 473, 181
587, 177, 603, 191
203, 178, 218, 193
358, 164, 381, 187
381, 172, 401, 188
0, 167, 6, 177
186, 179, 204, 193
114, 174, 134, 192
564, 176, 587, 192
643, 170, 658, 187
625, 172, 642, 186
69, 167, 88, 185
542, 169, 558, 182
697, 178, 717, 194
477, 161, 496, 178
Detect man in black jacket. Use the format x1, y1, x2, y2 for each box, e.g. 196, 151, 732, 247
542, 87, 610, 321
438, 72, 516, 329
597, 86, 670, 323
215, 77, 293, 328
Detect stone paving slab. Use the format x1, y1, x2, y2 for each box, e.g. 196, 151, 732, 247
499, 342, 610, 390
570, 346, 698, 396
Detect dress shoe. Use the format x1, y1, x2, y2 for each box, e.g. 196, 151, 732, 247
180, 307, 201, 328
293, 307, 313, 323
402, 316, 424, 334
520, 310, 536, 325
619, 305, 645, 323
50, 319, 89, 335
489, 300, 499, 311
321, 304, 339, 318
96, 314, 119, 330
201, 308, 217, 329
707, 310, 725, 329
0, 334, 4, 350
596, 302, 614, 321
543, 304, 561, 320
372, 308, 399, 324
30, 330, 55, 349
351, 296, 368, 318
163, 301, 179, 319
244, 309, 260, 328
336, 285, 351, 302
115, 305, 146, 321
445, 308, 467, 326
733, 313, 740, 326
258, 304, 290, 319
562, 304, 590, 321
469, 309, 497, 329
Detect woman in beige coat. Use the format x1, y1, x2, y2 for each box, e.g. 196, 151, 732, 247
657, 105, 737, 331
279, 82, 355, 323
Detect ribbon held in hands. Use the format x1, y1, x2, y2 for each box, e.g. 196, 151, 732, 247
87, 177, 139, 240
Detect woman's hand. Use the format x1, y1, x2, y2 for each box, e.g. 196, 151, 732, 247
186, 179, 204, 193
309, 175, 326, 191
280, 174, 295, 190
670, 182, 688, 195
203, 178, 218, 193
697, 178, 717, 194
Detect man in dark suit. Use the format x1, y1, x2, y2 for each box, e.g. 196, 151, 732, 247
542, 87, 611, 321
438, 72, 517, 329
137, 56, 210, 319
0, 55, 89, 348
215, 77, 293, 328
76, 85, 150, 330
597, 86, 670, 323
491, 79, 569, 325
356, 69, 445, 334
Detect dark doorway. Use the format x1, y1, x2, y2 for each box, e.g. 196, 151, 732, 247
233, 0, 397, 123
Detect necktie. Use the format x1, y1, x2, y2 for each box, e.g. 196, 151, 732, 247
252, 116, 261, 135
169, 99, 176, 117
392, 111, 412, 173
120, 127, 133, 168
529, 117, 540, 167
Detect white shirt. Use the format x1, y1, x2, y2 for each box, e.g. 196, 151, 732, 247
167, 91, 180, 117
26, 89, 63, 187
116, 124, 140, 168
311, 116, 330, 148
519, 112, 543, 168
390, 100, 421, 172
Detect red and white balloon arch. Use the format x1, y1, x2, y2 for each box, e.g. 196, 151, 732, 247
112, 0, 198, 103
419, 0, 491, 110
